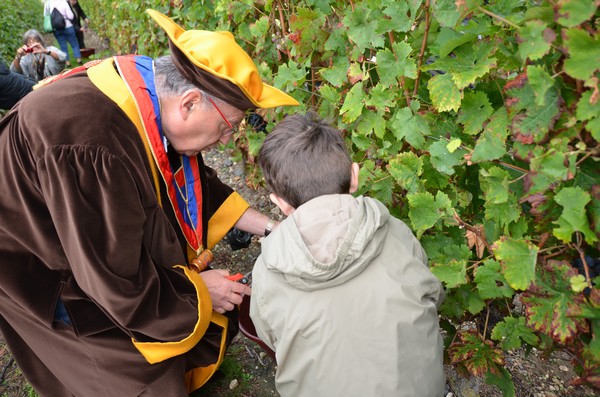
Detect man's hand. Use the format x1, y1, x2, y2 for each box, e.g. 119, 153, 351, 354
199, 269, 252, 314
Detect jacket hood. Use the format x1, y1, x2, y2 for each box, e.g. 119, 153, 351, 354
260, 195, 390, 291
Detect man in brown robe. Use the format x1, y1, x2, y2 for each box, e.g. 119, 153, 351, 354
0, 9, 297, 397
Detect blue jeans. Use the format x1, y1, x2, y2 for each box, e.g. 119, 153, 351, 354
53, 26, 81, 59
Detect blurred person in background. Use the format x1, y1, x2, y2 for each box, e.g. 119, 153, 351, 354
68, 0, 89, 49
44, 0, 81, 66
10, 29, 67, 82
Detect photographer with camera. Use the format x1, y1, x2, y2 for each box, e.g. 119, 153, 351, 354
11, 29, 67, 83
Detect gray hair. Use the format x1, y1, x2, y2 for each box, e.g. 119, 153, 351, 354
154, 55, 226, 107
22, 30, 44, 46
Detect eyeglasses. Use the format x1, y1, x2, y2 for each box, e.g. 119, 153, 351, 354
208, 97, 238, 137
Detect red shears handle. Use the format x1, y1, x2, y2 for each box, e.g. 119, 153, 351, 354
226, 273, 245, 282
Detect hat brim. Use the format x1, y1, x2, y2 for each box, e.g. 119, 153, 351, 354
147, 9, 299, 109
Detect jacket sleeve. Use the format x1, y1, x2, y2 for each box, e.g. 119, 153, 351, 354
248, 256, 277, 352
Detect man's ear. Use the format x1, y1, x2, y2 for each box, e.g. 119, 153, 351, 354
269, 193, 295, 216
180, 89, 202, 120
349, 162, 360, 193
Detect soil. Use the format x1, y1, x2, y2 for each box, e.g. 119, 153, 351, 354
1, 29, 598, 397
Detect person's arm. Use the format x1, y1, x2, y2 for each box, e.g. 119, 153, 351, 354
77, 2, 88, 22
235, 207, 280, 237
46, 46, 67, 62
10, 46, 27, 74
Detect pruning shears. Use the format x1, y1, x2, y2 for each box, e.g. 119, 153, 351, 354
226, 271, 252, 285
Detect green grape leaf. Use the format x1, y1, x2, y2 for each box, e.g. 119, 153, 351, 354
318, 84, 341, 104
340, 82, 365, 123
485, 367, 516, 397
369, 170, 395, 206
530, 149, 570, 181
356, 110, 387, 139
439, 284, 486, 318
522, 261, 589, 344
576, 91, 600, 140
273, 60, 307, 92
319, 57, 350, 87
493, 238, 538, 291
570, 275, 588, 293
491, 316, 539, 351
432, 0, 460, 28
375, 42, 416, 87
437, 27, 477, 59
388, 152, 424, 193
351, 132, 372, 151
553, 186, 598, 243
365, 83, 396, 113
343, 4, 385, 52
408, 191, 452, 238
568, 289, 600, 320
576, 91, 600, 120
431, 260, 467, 288
246, 131, 264, 157
425, 43, 496, 89
480, 166, 510, 204
447, 138, 461, 153
484, 197, 521, 231
390, 107, 430, 149
557, 0, 598, 28
428, 73, 462, 112
471, 108, 509, 162
527, 65, 554, 106
518, 20, 554, 61
381, 1, 413, 33
449, 329, 505, 376
457, 91, 493, 135
428, 139, 466, 175
474, 259, 514, 299
506, 77, 560, 143
563, 28, 600, 81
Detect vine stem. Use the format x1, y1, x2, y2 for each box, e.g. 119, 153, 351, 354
388, 31, 411, 107
571, 232, 593, 289
277, 0, 286, 35
576, 149, 598, 166
482, 306, 491, 340
477, 6, 520, 30
413, 0, 431, 97
453, 210, 495, 259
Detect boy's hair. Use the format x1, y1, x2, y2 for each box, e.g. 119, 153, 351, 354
258, 111, 352, 209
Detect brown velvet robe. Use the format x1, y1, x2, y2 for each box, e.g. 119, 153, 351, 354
0, 67, 243, 396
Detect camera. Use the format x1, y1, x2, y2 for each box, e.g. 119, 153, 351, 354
24, 47, 34, 53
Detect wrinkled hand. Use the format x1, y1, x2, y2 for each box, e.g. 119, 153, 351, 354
200, 269, 252, 314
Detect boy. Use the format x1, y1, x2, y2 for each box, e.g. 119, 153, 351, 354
249, 111, 446, 396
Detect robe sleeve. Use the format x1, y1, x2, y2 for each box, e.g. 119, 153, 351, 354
37, 143, 212, 362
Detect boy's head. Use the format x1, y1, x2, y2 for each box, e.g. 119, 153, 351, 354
258, 111, 359, 214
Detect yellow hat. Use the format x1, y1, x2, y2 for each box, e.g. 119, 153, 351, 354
147, 9, 298, 110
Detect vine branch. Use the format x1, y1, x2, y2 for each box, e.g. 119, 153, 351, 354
413, 0, 431, 97
477, 6, 520, 29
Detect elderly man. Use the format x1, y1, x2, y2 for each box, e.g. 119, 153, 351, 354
0, 9, 297, 397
